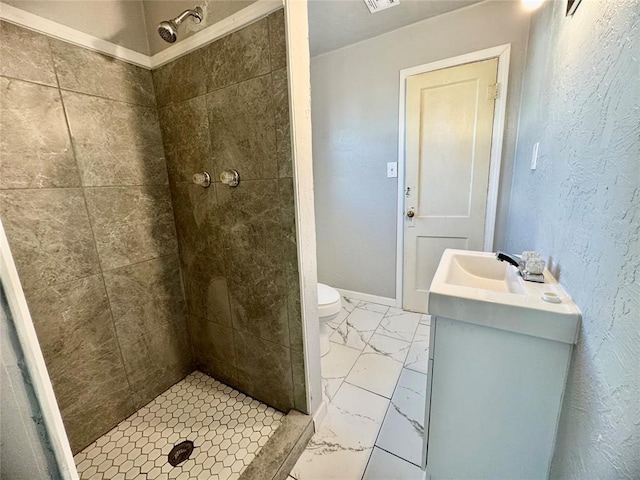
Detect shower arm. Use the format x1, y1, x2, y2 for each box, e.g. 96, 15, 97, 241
173, 7, 203, 27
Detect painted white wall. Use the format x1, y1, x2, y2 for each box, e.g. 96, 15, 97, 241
311, 0, 531, 299
506, 0, 640, 477
1, 0, 151, 54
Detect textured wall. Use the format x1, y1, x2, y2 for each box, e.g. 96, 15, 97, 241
0, 21, 192, 453
154, 10, 306, 414
505, 1, 640, 478
311, 0, 531, 298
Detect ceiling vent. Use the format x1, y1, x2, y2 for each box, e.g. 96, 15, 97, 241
363, 0, 400, 14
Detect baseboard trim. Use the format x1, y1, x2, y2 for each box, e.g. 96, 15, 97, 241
335, 288, 397, 307
0, 0, 283, 70
312, 399, 327, 430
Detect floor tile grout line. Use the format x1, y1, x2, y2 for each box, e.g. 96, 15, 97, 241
369, 312, 426, 468
370, 350, 408, 440
367, 330, 414, 347
305, 300, 426, 480
327, 303, 413, 398
401, 312, 430, 373
349, 301, 424, 475
326, 306, 383, 392
324, 302, 399, 480
374, 445, 424, 470
328, 375, 391, 480
342, 380, 398, 401
328, 307, 418, 355
326, 305, 383, 397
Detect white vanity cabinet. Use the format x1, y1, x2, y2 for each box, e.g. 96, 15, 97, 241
424, 249, 581, 480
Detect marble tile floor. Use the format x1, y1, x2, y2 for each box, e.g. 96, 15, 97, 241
291, 299, 430, 480
74, 371, 283, 480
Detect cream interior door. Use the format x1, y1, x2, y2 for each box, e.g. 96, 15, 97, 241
402, 58, 499, 313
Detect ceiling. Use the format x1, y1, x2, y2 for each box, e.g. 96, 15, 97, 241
3, 0, 485, 58
308, 0, 485, 57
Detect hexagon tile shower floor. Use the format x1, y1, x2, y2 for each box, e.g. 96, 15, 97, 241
74, 371, 284, 479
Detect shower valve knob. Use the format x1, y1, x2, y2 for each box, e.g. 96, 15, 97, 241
220, 169, 240, 187
192, 171, 211, 188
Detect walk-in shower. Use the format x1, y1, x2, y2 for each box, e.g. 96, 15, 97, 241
157, 6, 203, 43
0, 5, 310, 479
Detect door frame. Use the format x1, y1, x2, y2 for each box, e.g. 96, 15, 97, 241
395, 44, 511, 309
0, 220, 79, 479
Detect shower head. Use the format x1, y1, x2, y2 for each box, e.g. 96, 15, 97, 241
157, 6, 203, 43
157, 20, 178, 43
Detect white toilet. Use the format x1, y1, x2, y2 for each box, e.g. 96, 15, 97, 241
317, 283, 342, 356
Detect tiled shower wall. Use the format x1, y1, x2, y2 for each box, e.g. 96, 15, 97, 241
0, 21, 193, 452
153, 10, 306, 414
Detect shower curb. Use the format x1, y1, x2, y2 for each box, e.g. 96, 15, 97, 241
239, 410, 314, 480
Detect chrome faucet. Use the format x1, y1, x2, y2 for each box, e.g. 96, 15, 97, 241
496, 251, 522, 269
496, 251, 545, 283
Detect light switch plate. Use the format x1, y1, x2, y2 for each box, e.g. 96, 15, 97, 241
387, 162, 398, 178
364, 0, 400, 14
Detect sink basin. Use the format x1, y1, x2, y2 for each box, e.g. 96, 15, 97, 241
428, 249, 581, 344
445, 252, 526, 295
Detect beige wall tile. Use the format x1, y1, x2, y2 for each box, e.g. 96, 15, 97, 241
272, 67, 293, 178
62, 91, 167, 186
279, 178, 298, 273
216, 179, 281, 276
0, 77, 79, 189
0, 21, 57, 86
206, 74, 277, 181
26, 275, 118, 363
234, 330, 294, 412
84, 186, 178, 271
291, 347, 308, 413
103, 254, 186, 345
203, 17, 270, 92
228, 266, 289, 347
181, 252, 231, 327
50, 39, 155, 107
151, 49, 205, 107
118, 319, 192, 409
158, 98, 211, 184
48, 348, 134, 453
190, 315, 237, 386
0, 189, 100, 290
170, 183, 223, 260
268, 10, 287, 72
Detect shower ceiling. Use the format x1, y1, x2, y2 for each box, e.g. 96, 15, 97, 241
0, 0, 258, 55
143, 0, 258, 54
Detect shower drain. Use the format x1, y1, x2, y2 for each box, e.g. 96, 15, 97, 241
168, 440, 195, 467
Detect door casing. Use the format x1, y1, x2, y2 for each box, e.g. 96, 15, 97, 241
395, 44, 511, 309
